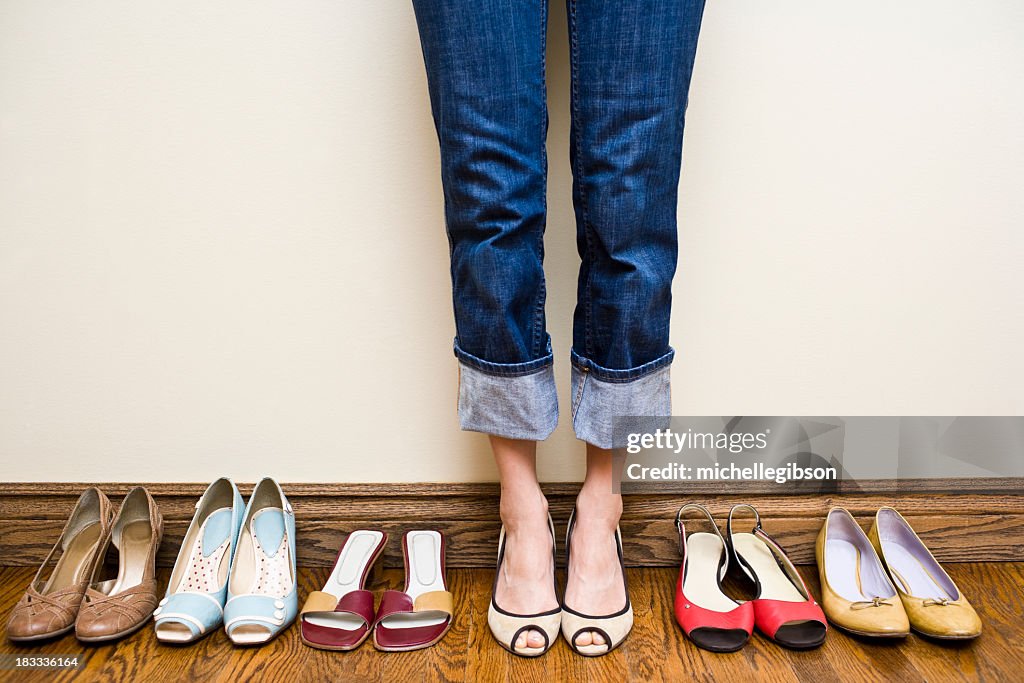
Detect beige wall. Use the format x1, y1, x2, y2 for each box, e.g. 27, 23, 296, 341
2, 1, 1022, 483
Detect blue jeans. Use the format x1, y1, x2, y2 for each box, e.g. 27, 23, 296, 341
412, 0, 705, 448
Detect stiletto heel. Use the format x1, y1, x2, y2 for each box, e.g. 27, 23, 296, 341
487, 516, 561, 657
726, 504, 827, 649
562, 509, 632, 657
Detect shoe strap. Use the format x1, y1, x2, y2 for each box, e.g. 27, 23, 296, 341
675, 503, 726, 557
81, 583, 157, 622
414, 590, 454, 616
726, 503, 762, 540
374, 589, 453, 628
301, 589, 376, 628
158, 590, 224, 619
17, 583, 84, 623
223, 593, 291, 630
31, 488, 113, 593
727, 504, 813, 600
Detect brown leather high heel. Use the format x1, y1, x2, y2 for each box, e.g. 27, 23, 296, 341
6, 488, 114, 642
75, 487, 163, 642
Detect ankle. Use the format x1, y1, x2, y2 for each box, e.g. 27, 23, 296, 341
574, 486, 622, 529
499, 486, 550, 532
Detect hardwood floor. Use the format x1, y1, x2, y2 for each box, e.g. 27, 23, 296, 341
1, 564, 1021, 682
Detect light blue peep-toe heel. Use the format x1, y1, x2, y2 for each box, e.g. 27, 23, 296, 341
223, 478, 298, 645
154, 478, 244, 643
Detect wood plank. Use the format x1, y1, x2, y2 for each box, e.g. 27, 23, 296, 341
379, 567, 469, 683
462, 565, 510, 683
4, 480, 1023, 520
623, 567, 690, 681
901, 563, 1024, 681
0, 565, 1019, 682
5, 478, 1020, 497
1, 480, 1021, 568
2, 512, 1021, 569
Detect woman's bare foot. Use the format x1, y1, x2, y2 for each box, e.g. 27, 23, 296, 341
563, 445, 626, 649
491, 436, 560, 651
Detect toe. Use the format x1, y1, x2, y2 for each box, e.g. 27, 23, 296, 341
515, 632, 528, 649
526, 629, 546, 649
591, 630, 606, 646
575, 631, 593, 646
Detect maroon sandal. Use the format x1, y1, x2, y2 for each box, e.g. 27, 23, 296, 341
372, 530, 453, 652
300, 530, 387, 651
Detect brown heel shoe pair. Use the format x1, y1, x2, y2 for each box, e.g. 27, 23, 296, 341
6, 486, 163, 644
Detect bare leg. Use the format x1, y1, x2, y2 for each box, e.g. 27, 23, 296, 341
564, 444, 626, 648
491, 435, 560, 650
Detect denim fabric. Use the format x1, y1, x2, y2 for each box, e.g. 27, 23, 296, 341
412, 0, 705, 445
571, 362, 672, 449
459, 361, 559, 441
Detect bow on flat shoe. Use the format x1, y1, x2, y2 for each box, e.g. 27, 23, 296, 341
850, 596, 894, 610
868, 507, 982, 640
815, 507, 909, 638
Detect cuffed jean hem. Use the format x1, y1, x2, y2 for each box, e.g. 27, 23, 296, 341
570, 349, 673, 449
569, 347, 675, 382
455, 339, 558, 441
454, 337, 554, 377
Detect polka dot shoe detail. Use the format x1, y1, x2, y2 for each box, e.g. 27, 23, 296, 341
223, 478, 298, 646
154, 478, 245, 644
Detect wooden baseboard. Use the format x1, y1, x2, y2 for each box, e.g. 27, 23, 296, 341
2, 479, 1022, 568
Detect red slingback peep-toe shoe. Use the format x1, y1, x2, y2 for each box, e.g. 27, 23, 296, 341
673, 504, 754, 652
727, 504, 827, 649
